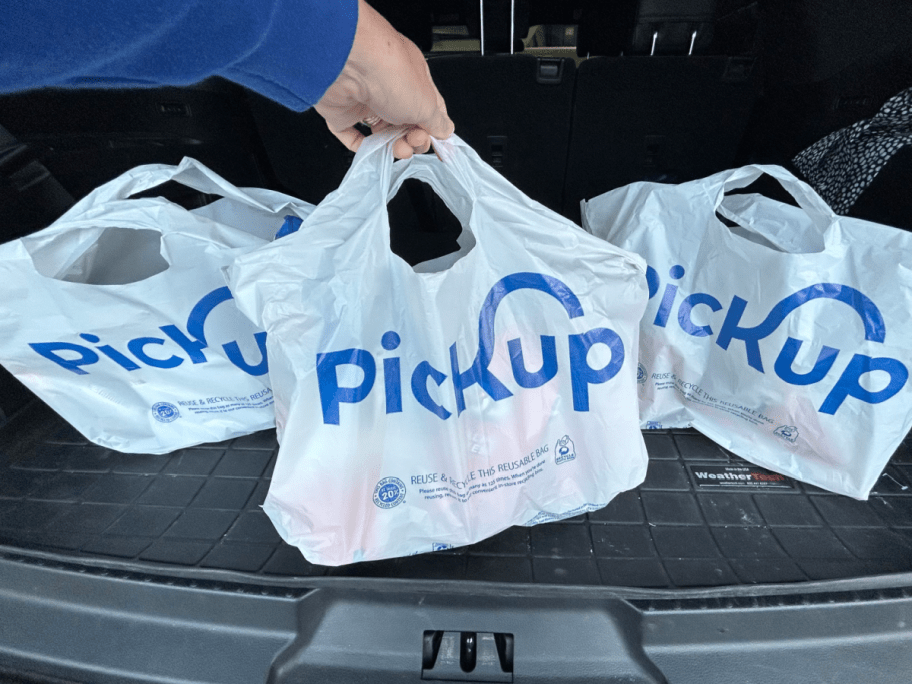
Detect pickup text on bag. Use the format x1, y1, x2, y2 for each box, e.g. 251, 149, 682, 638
27, 287, 267, 377
646, 264, 908, 415
316, 272, 625, 425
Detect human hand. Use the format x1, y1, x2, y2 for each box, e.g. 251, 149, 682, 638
315, 0, 455, 159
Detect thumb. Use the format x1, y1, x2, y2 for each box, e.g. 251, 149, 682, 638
328, 126, 366, 154
419, 105, 455, 141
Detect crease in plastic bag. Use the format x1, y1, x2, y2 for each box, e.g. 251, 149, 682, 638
0, 157, 313, 453
227, 129, 650, 565
582, 164, 912, 499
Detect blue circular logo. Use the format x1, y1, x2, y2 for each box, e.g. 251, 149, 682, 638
152, 402, 180, 423
637, 363, 647, 384
373, 477, 406, 509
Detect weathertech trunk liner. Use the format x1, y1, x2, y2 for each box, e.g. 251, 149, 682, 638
1, 401, 911, 588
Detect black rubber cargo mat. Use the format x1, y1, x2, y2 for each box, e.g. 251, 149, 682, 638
2, 401, 912, 588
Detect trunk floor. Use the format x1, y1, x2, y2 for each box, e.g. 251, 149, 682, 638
2, 402, 911, 588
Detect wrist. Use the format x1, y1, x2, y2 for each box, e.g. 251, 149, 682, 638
342, 0, 401, 99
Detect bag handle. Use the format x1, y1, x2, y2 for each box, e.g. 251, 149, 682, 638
57, 157, 291, 223
348, 127, 479, 199
293, 129, 560, 275
13, 158, 285, 282
387, 147, 477, 222
324, 129, 485, 268
713, 165, 835, 237
345, 128, 519, 250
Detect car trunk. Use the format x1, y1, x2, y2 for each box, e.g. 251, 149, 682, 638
2, 2, 912, 682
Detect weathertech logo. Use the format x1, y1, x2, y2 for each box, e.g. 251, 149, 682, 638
693, 470, 783, 482
689, 464, 793, 489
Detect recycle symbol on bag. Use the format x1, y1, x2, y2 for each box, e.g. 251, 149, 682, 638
773, 425, 799, 444
555, 435, 576, 465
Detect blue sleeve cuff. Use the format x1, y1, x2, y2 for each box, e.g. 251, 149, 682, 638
220, 0, 358, 111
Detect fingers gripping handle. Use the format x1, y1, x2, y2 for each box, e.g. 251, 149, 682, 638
345, 127, 478, 211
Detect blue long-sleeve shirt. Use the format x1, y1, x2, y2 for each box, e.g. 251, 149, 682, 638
0, 0, 359, 111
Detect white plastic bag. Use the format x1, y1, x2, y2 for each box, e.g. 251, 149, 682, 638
228, 130, 649, 565
0, 157, 313, 454
582, 165, 912, 499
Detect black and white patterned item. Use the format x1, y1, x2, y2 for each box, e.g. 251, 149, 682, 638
793, 87, 912, 215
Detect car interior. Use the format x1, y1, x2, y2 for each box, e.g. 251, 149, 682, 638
1, 0, 912, 682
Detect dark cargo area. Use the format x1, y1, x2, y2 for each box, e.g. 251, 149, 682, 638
3, 401, 912, 588
2, 0, 912, 681
0, 0, 910, 592
0, 0, 911, 591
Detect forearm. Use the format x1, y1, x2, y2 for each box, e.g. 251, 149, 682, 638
315, 0, 454, 157
0, 0, 358, 111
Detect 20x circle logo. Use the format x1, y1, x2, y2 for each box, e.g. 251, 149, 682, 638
373, 477, 406, 509
152, 402, 180, 423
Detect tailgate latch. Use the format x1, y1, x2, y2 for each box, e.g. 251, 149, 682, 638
422, 631, 514, 682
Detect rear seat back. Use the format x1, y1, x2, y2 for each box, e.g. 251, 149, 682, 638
0, 80, 268, 206
739, 0, 912, 165
563, 0, 758, 223
429, 54, 576, 213
578, 0, 716, 58
428, 0, 576, 213
737, 0, 912, 230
